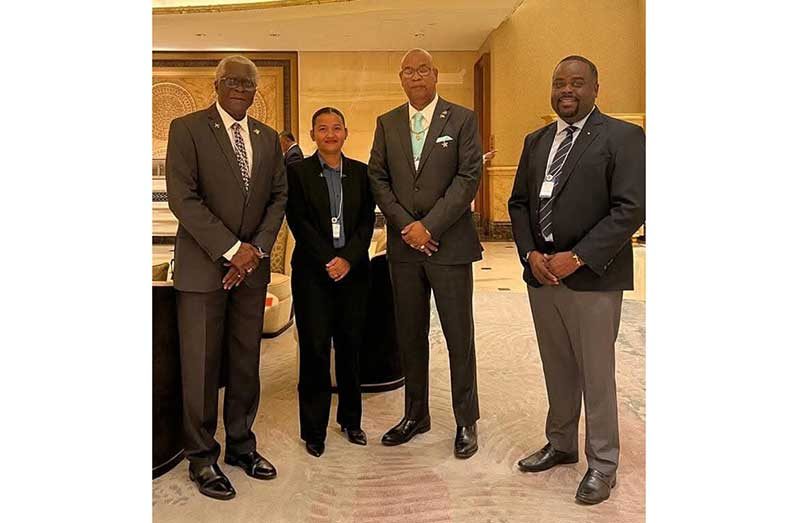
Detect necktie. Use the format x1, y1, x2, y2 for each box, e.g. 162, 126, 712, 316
411, 112, 426, 165
539, 125, 578, 240
231, 122, 250, 193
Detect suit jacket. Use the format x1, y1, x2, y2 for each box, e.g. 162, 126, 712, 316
286, 152, 375, 275
166, 105, 288, 292
284, 143, 304, 167
508, 108, 645, 291
368, 97, 483, 265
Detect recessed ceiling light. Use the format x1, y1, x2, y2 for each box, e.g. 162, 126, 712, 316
269, 32, 280, 38
414, 31, 425, 38
195, 33, 207, 37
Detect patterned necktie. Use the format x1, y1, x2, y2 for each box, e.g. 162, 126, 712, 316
539, 125, 578, 240
411, 112, 426, 164
231, 122, 250, 193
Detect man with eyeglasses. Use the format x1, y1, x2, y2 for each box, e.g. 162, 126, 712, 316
368, 48, 483, 459
166, 55, 287, 501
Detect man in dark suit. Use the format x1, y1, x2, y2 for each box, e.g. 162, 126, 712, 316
368, 48, 483, 459
166, 55, 287, 501
508, 56, 645, 505
279, 131, 304, 167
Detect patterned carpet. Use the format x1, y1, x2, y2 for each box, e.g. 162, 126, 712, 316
153, 292, 645, 522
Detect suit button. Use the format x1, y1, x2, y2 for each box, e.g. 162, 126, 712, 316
414, 186, 420, 192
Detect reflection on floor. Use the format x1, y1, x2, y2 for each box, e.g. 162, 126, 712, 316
153, 241, 645, 522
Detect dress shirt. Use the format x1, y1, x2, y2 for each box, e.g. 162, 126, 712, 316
408, 93, 439, 170
542, 105, 595, 242
319, 156, 346, 249
216, 102, 254, 260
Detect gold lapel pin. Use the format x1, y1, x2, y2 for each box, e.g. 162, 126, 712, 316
254, 128, 260, 135
440, 111, 447, 119
214, 123, 220, 128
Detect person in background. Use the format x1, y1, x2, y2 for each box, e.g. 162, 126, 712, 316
285, 107, 375, 458
279, 131, 304, 167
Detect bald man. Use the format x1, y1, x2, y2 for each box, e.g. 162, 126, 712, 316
368, 49, 483, 458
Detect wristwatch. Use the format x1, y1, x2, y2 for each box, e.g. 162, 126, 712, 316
571, 252, 583, 267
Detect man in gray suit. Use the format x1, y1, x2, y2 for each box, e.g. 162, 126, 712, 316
508, 56, 645, 505
166, 55, 287, 501
368, 48, 483, 459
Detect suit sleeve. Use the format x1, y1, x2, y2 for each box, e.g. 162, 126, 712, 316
339, 171, 376, 268
251, 135, 288, 255
285, 164, 337, 266
166, 118, 238, 261
420, 111, 482, 239
508, 135, 538, 266
572, 125, 646, 276
368, 116, 415, 231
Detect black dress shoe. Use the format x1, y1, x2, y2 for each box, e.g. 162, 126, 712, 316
381, 416, 431, 446
341, 426, 367, 446
576, 468, 616, 505
223, 451, 277, 480
454, 424, 478, 459
189, 463, 236, 501
517, 443, 578, 472
305, 441, 325, 457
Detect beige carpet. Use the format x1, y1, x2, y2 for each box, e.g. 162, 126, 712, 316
153, 291, 645, 522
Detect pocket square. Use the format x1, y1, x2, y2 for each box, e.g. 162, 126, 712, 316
436, 135, 454, 143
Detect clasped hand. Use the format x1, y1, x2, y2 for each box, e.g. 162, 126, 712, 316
223, 243, 261, 290
401, 221, 439, 257
528, 251, 582, 286
326, 256, 351, 282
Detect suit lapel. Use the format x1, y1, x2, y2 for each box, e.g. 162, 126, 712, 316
207, 106, 247, 196
395, 105, 416, 174
416, 98, 450, 176
551, 110, 603, 200
341, 155, 358, 238
248, 118, 263, 185
309, 152, 333, 233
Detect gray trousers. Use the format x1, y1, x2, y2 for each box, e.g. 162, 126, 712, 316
527, 284, 623, 475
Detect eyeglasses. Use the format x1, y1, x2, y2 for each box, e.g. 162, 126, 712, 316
400, 66, 433, 78
220, 76, 257, 91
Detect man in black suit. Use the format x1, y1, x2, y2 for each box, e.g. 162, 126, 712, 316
166, 55, 287, 501
285, 107, 375, 458
508, 56, 645, 504
368, 48, 483, 459
279, 131, 304, 167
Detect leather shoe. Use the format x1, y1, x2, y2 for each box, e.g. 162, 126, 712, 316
575, 468, 616, 505
189, 463, 236, 501
454, 424, 478, 459
223, 451, 277, 480
381, 416, 431, 446
517, 443, 578, 472
341, 426, 367, 446
305, 441, 325, 457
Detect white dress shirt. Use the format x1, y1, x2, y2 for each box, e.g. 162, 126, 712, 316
216, 102, 254, 260
408, 93, 439, 170
542, 105, 595, 242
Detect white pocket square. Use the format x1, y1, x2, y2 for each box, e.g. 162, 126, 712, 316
436, 135, 454, 143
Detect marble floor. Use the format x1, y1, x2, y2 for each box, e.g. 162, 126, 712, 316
153, 242, 645, 522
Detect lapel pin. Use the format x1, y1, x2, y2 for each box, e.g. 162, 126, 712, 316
442, 142, 449, 148
254, 128, 260, 135
440, 111, 447, 119
587, 131, 591, 135
214, 122, 220, 128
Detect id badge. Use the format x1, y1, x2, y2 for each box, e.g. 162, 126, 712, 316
540, 181, 554, 199
332, 220, 341, 239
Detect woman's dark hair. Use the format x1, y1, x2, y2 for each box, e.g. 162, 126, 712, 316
311, 106, 346, 128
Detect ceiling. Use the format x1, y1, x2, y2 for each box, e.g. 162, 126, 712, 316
153, 0, 525, 51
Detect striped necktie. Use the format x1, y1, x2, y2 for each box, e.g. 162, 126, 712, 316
539, 125, 578, 240
231, 122, 250, 193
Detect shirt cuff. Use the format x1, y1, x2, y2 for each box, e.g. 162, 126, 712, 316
223, 240, 241, 261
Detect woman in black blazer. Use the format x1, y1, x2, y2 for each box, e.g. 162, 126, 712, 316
285, 107, 375, 457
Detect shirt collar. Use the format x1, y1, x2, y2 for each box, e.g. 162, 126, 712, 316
216, 101, 249, 132
408, 93, 439, 124
317, 153, 345, 171
556, 105, 595, 134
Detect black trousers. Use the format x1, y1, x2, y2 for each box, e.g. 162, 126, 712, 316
292, 264, 369, 443
176, 285, 267, 466
388, 261, 480, 427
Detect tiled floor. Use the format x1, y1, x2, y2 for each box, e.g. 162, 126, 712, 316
153, 241, 645, 522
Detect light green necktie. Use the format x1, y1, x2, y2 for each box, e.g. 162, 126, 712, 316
411, 112, 426, 163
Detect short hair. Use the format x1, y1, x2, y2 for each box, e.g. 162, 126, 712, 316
279, 131, 295, 142
401, 48, 434, 66
556, 55, 598, 83
215, 55, 259, 84
311, 107, 346, 128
